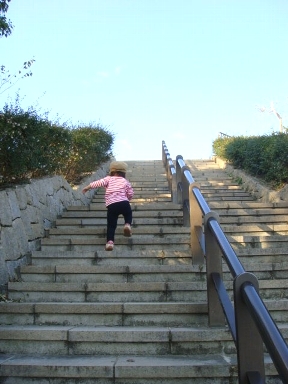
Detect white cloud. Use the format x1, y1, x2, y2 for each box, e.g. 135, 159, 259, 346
97, 71, 109, 78
120, 139, 132, 150
171, 132, 185, 140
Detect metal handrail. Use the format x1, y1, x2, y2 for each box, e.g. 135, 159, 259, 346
242, 282, 288, 380
161, 140, 288, 384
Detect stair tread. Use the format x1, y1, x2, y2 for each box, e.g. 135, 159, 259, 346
0, 301, 208, 312
20, 264, 201, 273
1, 323, 287, 332
8, 281, 208, 290
0, 353, 239, 379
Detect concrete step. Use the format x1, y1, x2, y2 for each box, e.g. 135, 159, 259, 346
214, 208, 288, 218
40, 236, 191, 252
0, 301, 208, 327
236, 247, 288, 264
200, 184, 244, 189
0, 324, 287, 357
42, 231, 288, 252
220, 216, 288, 225
210, 201, 288, 209
129, 174, 168, 179
199, 181, 242, 187
192, 177, 238, 183
237, 261, 288, 279
0, 354, 280, 384
60, 210, 183, 219
201, 190, 253, 198
46, 226, 190, 238
7, 277, 288, 303
0, 325, 236, 356
55, 216, 184, 227
94, 184, 169, 190
129, 180, 169, 184
18, 261, 288, 282
7, 281, 208, 303
210, 202, 288, 227
1, 299, 288, 327
0, 353, 253, 384
228, 234, 288, 249
66, 202, 182, 211
30, 250, 194, 266
205, 195, 255, 202
222, 223, 288, 236
19, 264, 205, 283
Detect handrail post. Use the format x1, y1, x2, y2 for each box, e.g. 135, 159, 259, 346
170, 163, 177, 204
162, 140, 168, 166
176, 155, 183, 205
189, 182, 205, 264
205, 212, 226, 326
162, 141, 177, 203
234, 273, 265, 383
166, 156, 172, 191
181, 165, 190, 226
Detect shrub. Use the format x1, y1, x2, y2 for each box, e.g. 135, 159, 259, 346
63, 124, 114, 183
0, 98, 114, 186
0, 100, 71, 184
213, 133, 288, 188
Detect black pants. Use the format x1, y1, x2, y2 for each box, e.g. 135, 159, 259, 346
106, 200, 132, 242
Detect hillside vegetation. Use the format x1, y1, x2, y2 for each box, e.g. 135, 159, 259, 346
213, 132, 288, 189
0, 98, 114, 187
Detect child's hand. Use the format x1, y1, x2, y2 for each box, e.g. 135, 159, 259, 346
82, 186, 90, 194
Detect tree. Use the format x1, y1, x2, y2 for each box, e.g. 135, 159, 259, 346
0, 59, 35, 95
0, 0, 13, 38
0, 1, 36, 95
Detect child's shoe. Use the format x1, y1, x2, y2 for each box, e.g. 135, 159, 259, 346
123, 223, 132, 237
105, 240, 114, 251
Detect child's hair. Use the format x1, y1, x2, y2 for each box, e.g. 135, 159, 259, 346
110, 171, 126, 178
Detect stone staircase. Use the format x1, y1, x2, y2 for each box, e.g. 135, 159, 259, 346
0, 159, 287, 383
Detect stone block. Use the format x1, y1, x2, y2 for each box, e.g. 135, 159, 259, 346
0, 160, 111, 287
0, 191, 13, 226
15, 187, 28, 210
6, 190, 21, 220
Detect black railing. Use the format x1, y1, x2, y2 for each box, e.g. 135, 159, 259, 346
161, 140, 288, 384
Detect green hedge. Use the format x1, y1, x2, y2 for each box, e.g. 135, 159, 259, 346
64, 125, 114, 183
213, 133, 288, 188
0, 100, 114, 186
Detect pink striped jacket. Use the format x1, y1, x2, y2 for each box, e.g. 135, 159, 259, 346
89, 176, 134, 207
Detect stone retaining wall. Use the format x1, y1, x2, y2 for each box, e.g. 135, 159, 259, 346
0, 162, 110, 290
214, 157, 288, 202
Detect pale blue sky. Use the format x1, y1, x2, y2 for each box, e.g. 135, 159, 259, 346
1, 0, 288, 161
